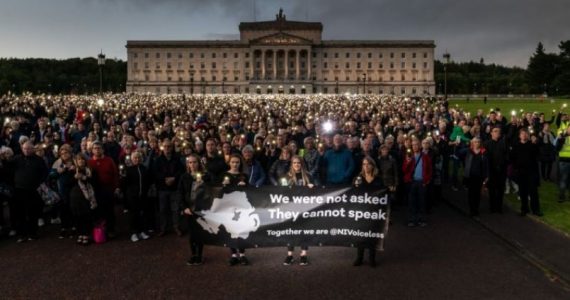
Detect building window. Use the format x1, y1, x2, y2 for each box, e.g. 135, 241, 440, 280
200, 63, 205, 69
245, 75, 250, 80
145, 62, 149, 69
357, 53, 361, 58
335, 53, 339, 58
167, 63, 171, 69
390, 62, 394, 69
144, 53, 149, 58
346, 53, 350, 58
412, 53, 416, 58
190, 64, 194, 69
379, 53, 383, 58
156, 53, 160, 58
312, 52, 317, 58
145, 75, 149, 81
133, 53, 138, 58
345, 76, 350, 81
234, 53, 239, 59
390, 76, 394, 81
401, 74, 406, 81
212, 62, 216, 69
412, 62, 416, 69
357, 62, 361, 69
368, 53, 372, 58
423, 52, 428, 58
245, 53, 250, 58
324, 52, 328, 58
178, 53, 182, 59
390, 52, 394, 58
424, 62, 428, 69
189, 53, 194, 58
368, 62, 372, 69
223, 76, 227, 81
167, 76, 172, 81
167, 53, 171, 59
212, 76, 216, 81
178, 77, 183, 82
346, 62, 350, 69
379, 63, 383, 69
324, 62, 328, 69
212, 53, 216, 58
401, 53, 405, 58
401, 62, 405, 69
223, 53, 227, 58
234, 76, 238, 81
200, 53, 205, 58
335, 64, 339, 69
156, 62, 160, 69
401, 88, 406, 95
133, 62, 138, 69
245, 62, 250, 68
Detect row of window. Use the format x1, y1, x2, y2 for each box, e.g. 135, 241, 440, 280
133, 61, 429, 70
132, 51, 431, 60
137, 74, 428, 82
136, 86, 429, 96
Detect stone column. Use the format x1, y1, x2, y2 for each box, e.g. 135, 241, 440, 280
261, 50, 266, 80
307, 49, 312, 80
273, 50, 277, 80
284, 50, 289, 80
295, 50, 300, 80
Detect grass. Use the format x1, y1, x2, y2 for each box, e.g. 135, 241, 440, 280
449, 98, 570, 235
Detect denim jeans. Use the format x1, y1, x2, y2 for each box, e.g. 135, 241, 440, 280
558, 161, 570, 200
407, 181, 426, 224
158, 190, 180, 232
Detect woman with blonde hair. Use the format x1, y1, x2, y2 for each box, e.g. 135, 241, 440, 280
282, 155, 314, 266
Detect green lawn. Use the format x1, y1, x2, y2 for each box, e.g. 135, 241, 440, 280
450, 98, 570, 235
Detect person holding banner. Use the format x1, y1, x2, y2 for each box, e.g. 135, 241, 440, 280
353, 156, 384, 267
283, 155, 314, 266
179, 154, 211, 266
221, 154, 249, 266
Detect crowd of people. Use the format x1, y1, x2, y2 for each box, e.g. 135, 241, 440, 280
0, 92, 566, 267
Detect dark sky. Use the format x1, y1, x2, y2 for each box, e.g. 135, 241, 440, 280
1, 0, 568, 67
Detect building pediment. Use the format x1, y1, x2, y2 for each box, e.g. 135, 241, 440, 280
250, 32, 313, 46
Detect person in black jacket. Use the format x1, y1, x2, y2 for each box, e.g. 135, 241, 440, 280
202, 138, 228, 184
464, 138, 489, 217
483, 127, 509, 213
179, 154, 211, 266
123, 151, 151, 242
353, 156, 384, 267
12, 141, 48, 242
510, 129, 542, 216
154, 139, 185, 236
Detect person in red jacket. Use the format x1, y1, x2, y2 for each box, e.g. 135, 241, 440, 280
402, 138, 432, 227
88, 141, 120, 236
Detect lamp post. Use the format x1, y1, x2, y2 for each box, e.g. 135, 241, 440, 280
335, 80, 339, 94
473, 82, 477, 95
363, 73, 367, 95
443, 52, 450, 100
48, 83, 52, 95
97, 51, 106, 95
222, 78, 226, 94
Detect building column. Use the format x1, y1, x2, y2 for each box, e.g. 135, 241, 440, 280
249, 50, 254, 80
284, 51, 289, 80
273, 50, 277, 80
261, 50, 266, 80
295, 50, 300, 81
307, 48, 312, 81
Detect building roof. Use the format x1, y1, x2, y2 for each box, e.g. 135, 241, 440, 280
126, 40, 247, 48
239, 9, 322, 32
319, 40, 436, 48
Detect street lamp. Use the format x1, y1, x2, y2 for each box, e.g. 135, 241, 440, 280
363, 73, 367, 95
222, 78, 226, 94
443, 52, 451, 100
473, 82, 477, 95
97, 51, 106, 94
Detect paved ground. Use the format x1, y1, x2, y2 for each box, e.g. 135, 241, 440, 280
0, 203, 569, 299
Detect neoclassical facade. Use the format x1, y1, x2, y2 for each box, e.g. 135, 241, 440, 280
126, 10, 436, 95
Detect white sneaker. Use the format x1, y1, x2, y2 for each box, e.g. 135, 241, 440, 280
139, 232, 150, 240
38, 218, 45, 227
50, 218, 61, 225
130, 234, 139, 242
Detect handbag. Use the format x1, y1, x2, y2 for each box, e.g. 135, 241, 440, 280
93, 221, 107, 244
37, 183, 61, 206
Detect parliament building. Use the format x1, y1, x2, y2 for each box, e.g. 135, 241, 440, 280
126, 10, 435, 95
